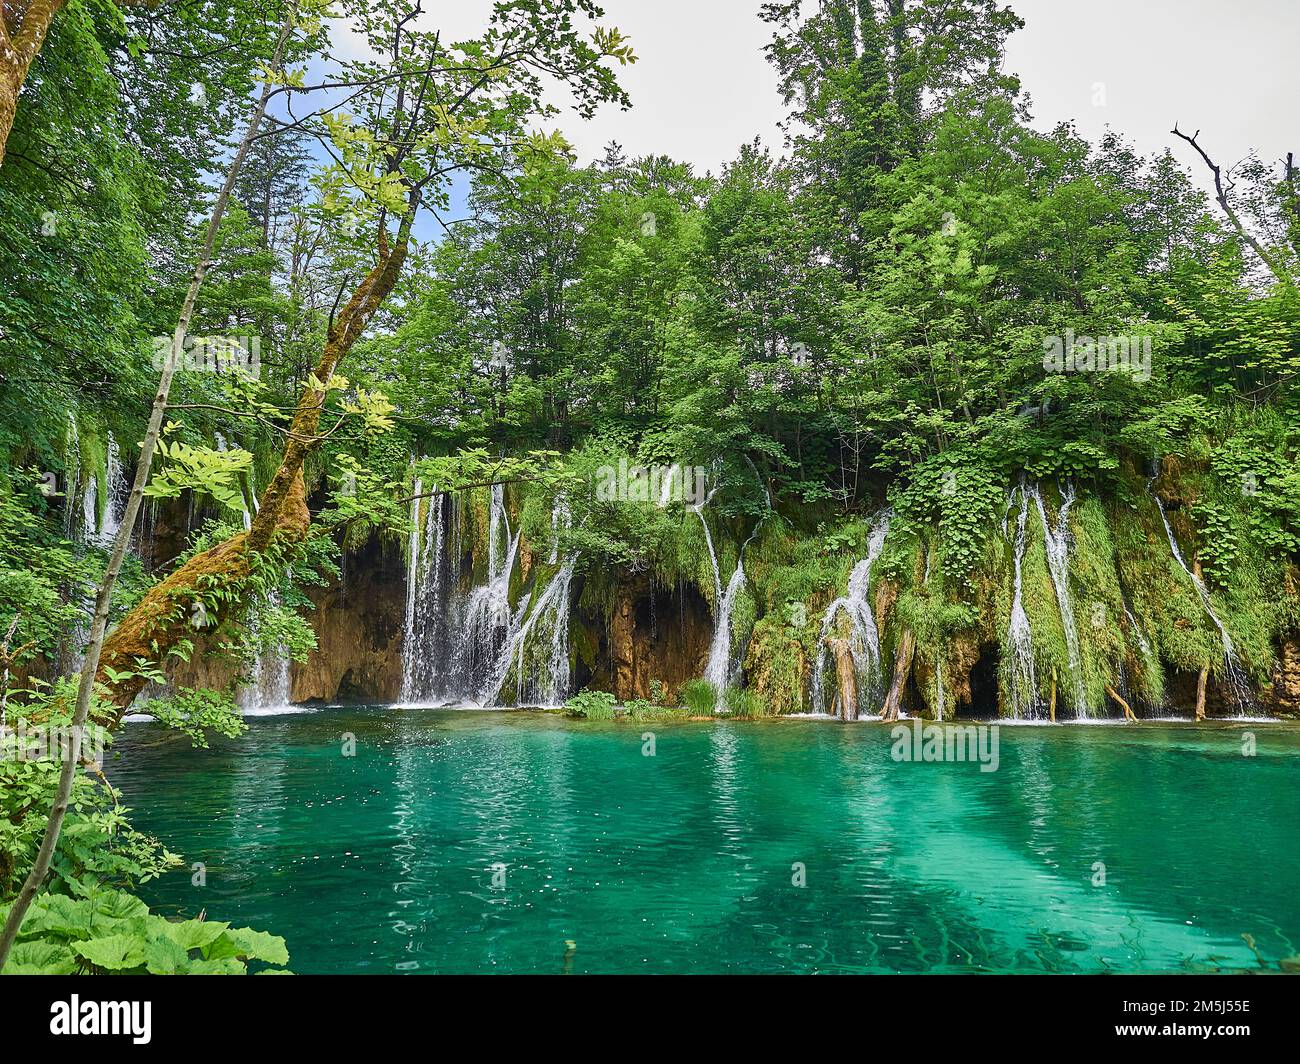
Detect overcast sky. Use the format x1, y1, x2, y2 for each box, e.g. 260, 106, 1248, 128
401, 1, 1292, 167
334, 1, 1297, 216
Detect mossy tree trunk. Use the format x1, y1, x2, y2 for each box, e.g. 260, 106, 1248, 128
830, 637, 857, 721
0, 0, 67, 168
880, 629, 915, 722
0, 1, 160, 168
98, 221, 412, 721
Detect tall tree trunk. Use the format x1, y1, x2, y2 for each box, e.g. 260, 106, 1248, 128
1195, 664, 1209, 721
830, 637, 858, 721
880, 629, 914, 722
0, 8, 295, 972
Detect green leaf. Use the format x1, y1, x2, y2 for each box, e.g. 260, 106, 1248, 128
2, 940, 79, 975
205, 927, 289, 966
143, 933, 192, 975
186, 956, 248, 975
75, 933, 146, 971
157, 918, 230, 953
21, 894, 95, 939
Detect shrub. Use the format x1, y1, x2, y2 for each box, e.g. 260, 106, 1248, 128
680, 679, 717, 715
563, 689, 617, 719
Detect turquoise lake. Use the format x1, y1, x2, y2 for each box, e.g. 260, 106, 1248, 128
110, 708, 1300, 975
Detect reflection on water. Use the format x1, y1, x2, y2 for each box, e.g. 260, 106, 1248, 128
110, 710, 1300, 974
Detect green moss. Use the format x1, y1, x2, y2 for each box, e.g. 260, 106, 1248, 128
744, 617, 808, 714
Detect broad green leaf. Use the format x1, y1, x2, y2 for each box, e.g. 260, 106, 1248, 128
75, 933, 146, 971
2, 940, 79, 975
157, 918, 230, 953
143, 933, 192, 976
205, 927, 289, 966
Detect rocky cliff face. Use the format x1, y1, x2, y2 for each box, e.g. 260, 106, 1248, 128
292, 537, 407, 704
1264, 634, 1300, 719
161, 534, 407, 705
577, 574, 713, 702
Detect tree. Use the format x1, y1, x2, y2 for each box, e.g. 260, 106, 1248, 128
0, 0, 302, 973
91, 0, 634, 713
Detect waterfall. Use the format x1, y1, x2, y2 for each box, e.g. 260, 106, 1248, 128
401, 481, 454, 705
1004, 486, 1040, 719
695, 510, 725, 620
810, 509, 893, 714
1032, 482, 1089, 717
1150, 485, 1252, 710
67, 429, 132, 670
934, 659, 946, 722
240, 591, 293, 713
484, 556, 577, 707
63, 414, 80, 535
402, 481, 576, 708
453, 484, 523, 704
703, 520, 765, 695
1123, 602, 1154, 660
243, 647, 292, 714
658, 463, 680, 508
704, 553, 745, 693
82, 466, 98, 541
92, 435, 128, 547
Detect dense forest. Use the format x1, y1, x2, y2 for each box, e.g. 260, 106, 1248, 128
0, 0, 1298, 974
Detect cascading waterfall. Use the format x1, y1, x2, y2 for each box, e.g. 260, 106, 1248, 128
453, 483, 523, 703
92, 434, 128, 548
63, 413, 80, 536
695, 510, 725, 621
401, 481, 580, 708
810, 508, 893, 715
66, 430, 130, 669
400, 481, 453, 705
1123, 602, 1154, 660
1004, 485, 1040, 719
704, 549, 746, 694
242, 592, 293, 713
82, 465, 98, 542
934, 660, 947, 722
695, 474, 770, 697
658, 463, 680, 508
703, 517, 767, 695
1032, 482, 1089, 717
1150, 484, 1252, 710
485, 556, 577, 707
243, 648, 292, 713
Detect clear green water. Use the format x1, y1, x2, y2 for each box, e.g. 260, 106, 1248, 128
110, 709, 1300, 974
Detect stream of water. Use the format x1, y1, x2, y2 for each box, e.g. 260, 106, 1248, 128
811, 509, 893, 715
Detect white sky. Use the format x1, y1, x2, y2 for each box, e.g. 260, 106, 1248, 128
337, 1, 1298, 183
